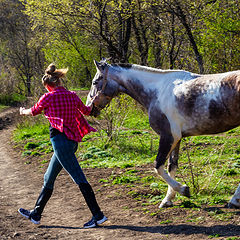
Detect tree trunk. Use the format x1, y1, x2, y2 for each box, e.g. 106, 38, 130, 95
173, 1, 204, 73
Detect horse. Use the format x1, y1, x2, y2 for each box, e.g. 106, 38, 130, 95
86, 58, 240, 209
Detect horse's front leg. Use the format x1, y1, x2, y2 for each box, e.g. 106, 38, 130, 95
159, 141, 181, 208
155, 135, 190, 205
149, 106, 189, 206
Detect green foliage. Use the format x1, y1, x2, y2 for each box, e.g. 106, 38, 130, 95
0, 0, 237, 98
14, 117, 53, 157
160, 220, 173, 224
223, 169, 238, 176
42, 35, 97, 88
199, 0, 240, 72
97, 95, 149, 141
225, 238, 240, 240
14, 119, 49, 141
148, 195, 162, 204
150, 182, 160, 189
22, 150, 32, 156
20, 0, 238, 80
180, 200, 199, 208
80, 146, 111, 160
111, 174, 141, 185
208, 234, 220, 238
0, 105, 9, 112
24, 142, 40, 150
0, 93, 26, 106
31, 151, 41, 156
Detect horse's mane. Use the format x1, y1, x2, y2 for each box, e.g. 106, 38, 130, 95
111, 63, 188, 74
111, 63, 133, 69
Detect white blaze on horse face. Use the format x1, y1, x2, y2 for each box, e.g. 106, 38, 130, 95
86, 91, 93, 106
86, 71, 101, 106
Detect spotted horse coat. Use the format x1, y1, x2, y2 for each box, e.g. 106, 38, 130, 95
87, 59, 240, 209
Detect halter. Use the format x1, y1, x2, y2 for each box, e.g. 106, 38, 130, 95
102, 66, 109, 92
91, 66, 113, 111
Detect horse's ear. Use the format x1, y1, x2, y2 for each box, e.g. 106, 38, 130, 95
94, 60, 101, 71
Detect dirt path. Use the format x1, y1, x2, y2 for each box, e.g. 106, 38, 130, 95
0, 108, 240, 239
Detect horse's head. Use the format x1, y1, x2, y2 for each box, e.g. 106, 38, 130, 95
86, 59, 119, 117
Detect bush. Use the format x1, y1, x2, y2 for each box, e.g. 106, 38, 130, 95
0, 93, 26, 106
97, 95, 148, 142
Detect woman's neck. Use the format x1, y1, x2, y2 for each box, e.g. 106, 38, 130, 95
46, 85, 61, 92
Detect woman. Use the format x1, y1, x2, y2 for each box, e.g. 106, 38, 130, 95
18, 64, 107, 228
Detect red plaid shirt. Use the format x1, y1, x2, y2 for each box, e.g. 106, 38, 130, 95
31, 86, 97, 142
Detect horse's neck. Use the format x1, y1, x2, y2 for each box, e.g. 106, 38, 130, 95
114, 68, 196, 109
115, 69, 165, 109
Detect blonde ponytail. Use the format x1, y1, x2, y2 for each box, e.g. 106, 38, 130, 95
42, 63, 68, 87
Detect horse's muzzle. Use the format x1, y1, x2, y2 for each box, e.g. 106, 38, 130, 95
90, 104, 101, 117
90, 92, 112, 117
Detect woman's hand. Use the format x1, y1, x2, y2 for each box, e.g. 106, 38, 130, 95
20, 107, 32, 115
88, 104, 93, 111
19, 107, 25, 115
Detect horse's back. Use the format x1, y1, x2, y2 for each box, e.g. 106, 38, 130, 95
173, 70, 240, 136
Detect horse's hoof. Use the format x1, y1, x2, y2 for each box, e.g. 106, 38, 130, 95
159, 200, 173, 208
181, 185, 191, 198
226, 202, 240, 209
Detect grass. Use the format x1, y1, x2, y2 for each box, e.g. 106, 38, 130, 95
0, 93, 26, 106
13, 95, 240, 211
14, 116, 53, 157
69, 87, 90, 91
0, 93, 27, 112
0, 104, 9, 112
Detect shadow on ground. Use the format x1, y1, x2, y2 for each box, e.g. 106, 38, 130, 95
39, 223, 240, 237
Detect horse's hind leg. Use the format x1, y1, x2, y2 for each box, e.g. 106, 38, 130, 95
159, 141, 181, 208
228, 183, 240, 208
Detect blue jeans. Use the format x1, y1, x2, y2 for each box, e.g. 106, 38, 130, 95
43, 134, 88, 189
